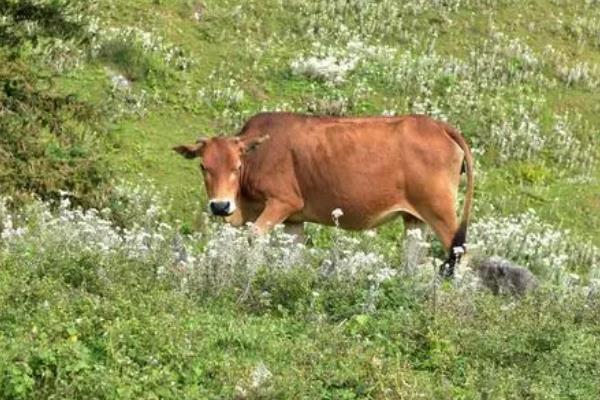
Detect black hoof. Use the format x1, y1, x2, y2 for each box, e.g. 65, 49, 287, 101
439, 261, 455, 279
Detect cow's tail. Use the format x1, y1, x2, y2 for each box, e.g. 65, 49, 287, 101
441, 124, 474, 278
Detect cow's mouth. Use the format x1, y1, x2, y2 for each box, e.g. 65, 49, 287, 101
211, 209, 234, 217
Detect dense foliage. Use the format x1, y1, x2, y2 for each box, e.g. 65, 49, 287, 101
0, 63, 109, 206
0, 0, 110, 207
1, 191, 599, 399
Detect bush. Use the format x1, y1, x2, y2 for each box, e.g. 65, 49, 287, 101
0, 63, 111, 207
0, 0, 91, 53
0, 0, 113, 207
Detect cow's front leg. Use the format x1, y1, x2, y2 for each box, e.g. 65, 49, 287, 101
252, 200, 300, 235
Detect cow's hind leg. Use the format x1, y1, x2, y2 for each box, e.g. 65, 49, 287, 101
415, 196, 461, 278
284, 221, 306, 244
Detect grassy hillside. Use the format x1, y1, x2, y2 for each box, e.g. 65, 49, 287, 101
4, 0, 599, 233
1, 0, 600, 398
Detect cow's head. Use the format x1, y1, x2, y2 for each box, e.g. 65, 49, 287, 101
173, 135, 269, 217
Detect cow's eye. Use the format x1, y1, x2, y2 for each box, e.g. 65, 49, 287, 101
200, 163, 206, 172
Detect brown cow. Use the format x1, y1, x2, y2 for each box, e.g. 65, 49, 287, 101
174, 112, 474, 277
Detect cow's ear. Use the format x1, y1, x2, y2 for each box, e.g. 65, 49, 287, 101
173, 139, 206, 159
241, 134, 270, 154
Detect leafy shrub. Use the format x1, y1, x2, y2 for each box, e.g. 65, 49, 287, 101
0, 0, 92, 53
0, 0, 112, 207
0, 64, 110, 207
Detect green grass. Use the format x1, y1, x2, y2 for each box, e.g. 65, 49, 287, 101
80, 0, 600, 239
90, 2, 596, 201
2, 0, 600, 398
1, 256, 599, 399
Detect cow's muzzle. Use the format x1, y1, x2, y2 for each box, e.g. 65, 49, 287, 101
208, 199, 235, 216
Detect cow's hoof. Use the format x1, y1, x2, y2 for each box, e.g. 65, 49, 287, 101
438, 262, 455, 279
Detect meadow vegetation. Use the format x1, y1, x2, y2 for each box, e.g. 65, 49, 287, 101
1, 0, 599, 398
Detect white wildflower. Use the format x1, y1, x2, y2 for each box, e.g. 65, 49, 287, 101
250, 362, 272, 389
331, 208, 344, 228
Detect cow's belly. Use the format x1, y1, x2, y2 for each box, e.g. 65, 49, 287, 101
288, 136, 422, 228
295, 187, 418, 230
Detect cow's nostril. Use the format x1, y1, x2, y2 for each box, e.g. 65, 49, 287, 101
209, 201, 231, 216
